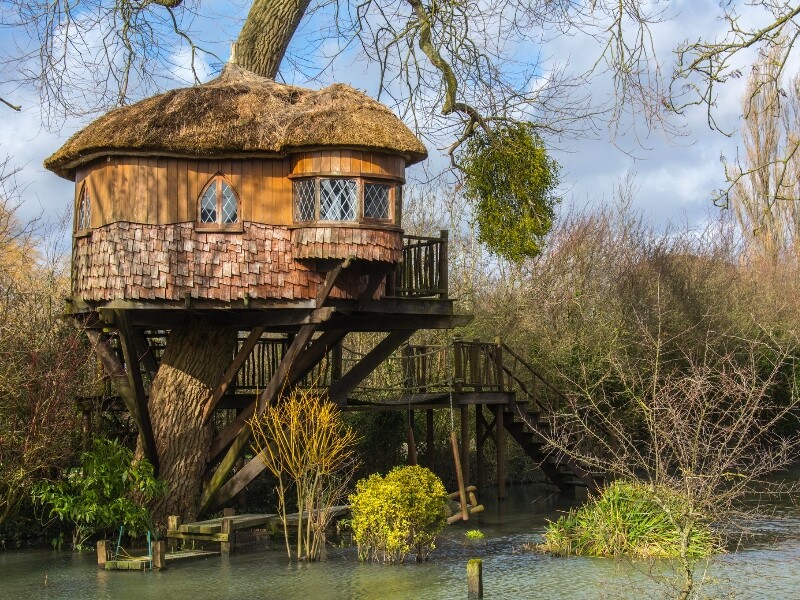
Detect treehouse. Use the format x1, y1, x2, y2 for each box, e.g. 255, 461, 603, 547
46, 64, 441, 317
44, 62, 471, 519
45, 63, 592, 522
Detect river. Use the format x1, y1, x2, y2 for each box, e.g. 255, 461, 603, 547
2, 483, 799, 599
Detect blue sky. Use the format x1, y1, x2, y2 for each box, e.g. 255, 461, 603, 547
0, 1, 765, 238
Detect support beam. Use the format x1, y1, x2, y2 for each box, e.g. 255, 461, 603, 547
202, 326, 265, 424
200, 263, 350, 514
330, 330, 414, 404
207, 327, 346, 461
476, 405, 485, 493
495, 405, 506, 501
116, 312, 159, 473
426, 409, 435, 470
199, 323, 319, 514
86, 328, 159, 471
212, 329, 415, 509
460, 404, 470, 485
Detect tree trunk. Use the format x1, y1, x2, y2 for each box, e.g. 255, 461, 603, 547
143, 320, 236, 524
236, 0, 312, 78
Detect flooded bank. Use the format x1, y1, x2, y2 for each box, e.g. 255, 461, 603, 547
2, 483, 799, 599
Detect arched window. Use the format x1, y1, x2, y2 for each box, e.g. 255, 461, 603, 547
76, 182, 91, 232
199, 175, 239, 228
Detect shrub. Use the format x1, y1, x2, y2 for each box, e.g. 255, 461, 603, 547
540, 480, 720, 559
32, 438, 165, 550
349, 465, 447, 563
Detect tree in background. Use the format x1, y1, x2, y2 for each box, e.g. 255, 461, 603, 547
0, 159, 94, 530
722, 40, 800, 261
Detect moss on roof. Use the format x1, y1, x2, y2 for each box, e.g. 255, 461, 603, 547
45, 64, 427, 179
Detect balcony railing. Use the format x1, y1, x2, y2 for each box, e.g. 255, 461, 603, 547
390, 230, 448, 299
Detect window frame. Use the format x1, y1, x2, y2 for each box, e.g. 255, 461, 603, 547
196, 174, 242, 232
292, 175, 401, 226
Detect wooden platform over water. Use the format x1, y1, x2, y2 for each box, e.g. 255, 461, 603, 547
104, 548, 219, 570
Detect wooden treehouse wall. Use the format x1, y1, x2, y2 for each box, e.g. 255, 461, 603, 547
74, 150, 406, 229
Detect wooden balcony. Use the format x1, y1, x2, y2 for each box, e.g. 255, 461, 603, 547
390, 230, 448, 299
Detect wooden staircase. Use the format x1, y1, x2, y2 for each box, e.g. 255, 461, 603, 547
491, 342, 600, 495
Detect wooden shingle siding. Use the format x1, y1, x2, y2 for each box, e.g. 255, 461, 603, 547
72, 222, 377, 302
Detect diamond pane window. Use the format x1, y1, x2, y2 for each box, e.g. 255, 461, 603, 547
77, 184, 91, 230
294, 179, 316, 221
364, 183, 390, 219
320, 179, 357, 221
221, 182, 238, 224
200, 184, 217, 223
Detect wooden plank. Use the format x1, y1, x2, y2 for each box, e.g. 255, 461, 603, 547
187, 162, 199, 221
340, 149, 352, 173
136, 157, 148, 223
329, 330, 414, 404
177, 159, 188, 222
242, 159, 254, 222
202, 326, 266, 424
165, 531, 230, 543
156, 158, 169, 224
146, 157, 157, 224
329, 149, 341, 174
166, 159, 178, 223
275, 159, 292, 223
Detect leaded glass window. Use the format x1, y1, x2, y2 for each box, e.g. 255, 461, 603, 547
200, 185, 217, 223
199, 176, 239, 227
294, 179, 316, 221
77, 184, 91, 231
364, 183, 390, 219
320, 178, 357, 221
221, 182, 237, 224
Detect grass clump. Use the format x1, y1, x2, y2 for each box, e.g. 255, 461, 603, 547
466, 529, 485, 540
539, 481, 720, 559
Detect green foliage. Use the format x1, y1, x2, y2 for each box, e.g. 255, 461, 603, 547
465, 529, 485, 540
461, 122, 560, 261
32, 438, 165, 550
540, 481, 720, 559
349, 465, 447, 563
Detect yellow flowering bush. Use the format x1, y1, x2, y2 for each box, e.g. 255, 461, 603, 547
349, 465, 447, 563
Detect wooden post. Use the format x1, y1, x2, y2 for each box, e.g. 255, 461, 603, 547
450, 431, 469, 522
167, 515, 181, 552
408, 422, 418, 466
439, 229, 449, 299
460, 404, 470, 485
96, 540, 108, 568
495, 405, 506, 501
476, 405, 485, 493
221, 516, 233, 555
426, 409, 435, 470
467, 558, 484, 599
152, 540, 166, 570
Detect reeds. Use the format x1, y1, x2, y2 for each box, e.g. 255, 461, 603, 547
539, 481, 720, 559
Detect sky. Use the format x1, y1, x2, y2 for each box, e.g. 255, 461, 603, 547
0, 1, 771, 241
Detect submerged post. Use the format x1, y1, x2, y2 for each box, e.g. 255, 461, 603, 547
96, 540, 108, 568
152, 540, 166, 569
467, 558, 483, 598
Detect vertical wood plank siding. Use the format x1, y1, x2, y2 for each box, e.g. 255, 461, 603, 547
75, 151, 405, 229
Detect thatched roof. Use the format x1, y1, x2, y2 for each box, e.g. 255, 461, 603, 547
45, 64, 427, 179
